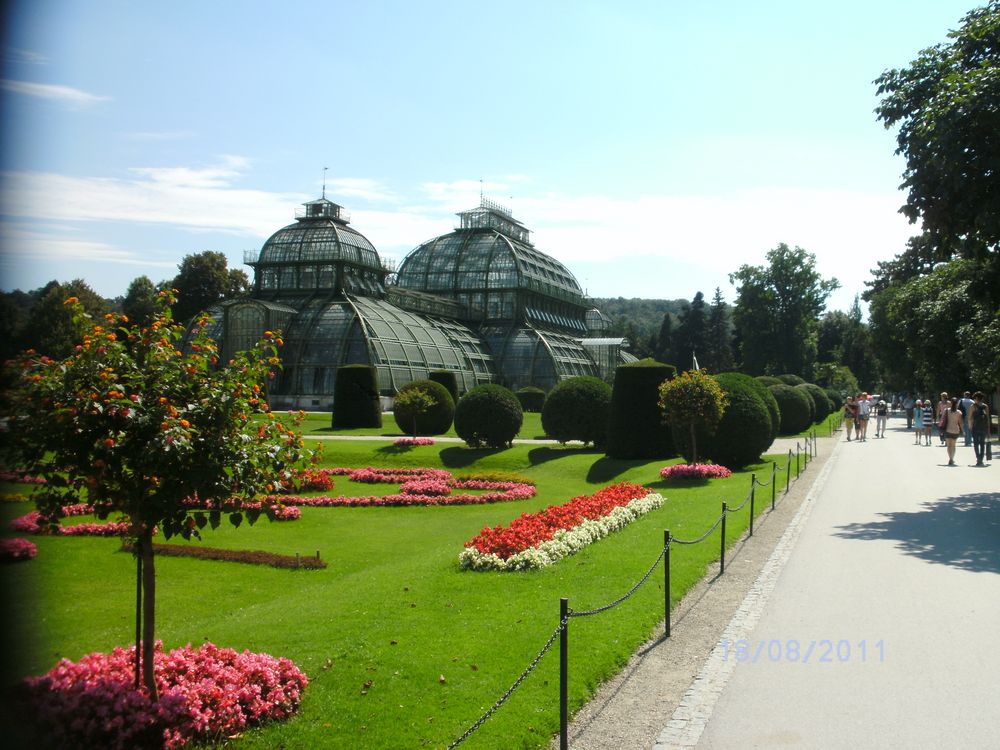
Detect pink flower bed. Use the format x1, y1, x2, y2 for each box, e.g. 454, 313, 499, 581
0, 470, 46, 484
23, 642, 307, 749
348, 467, 452, 484
400, 479, 451, 496
0, 537, 37, 561
393, 437, 436, 446
659, 463, 733, 480
10, 510, 131, 536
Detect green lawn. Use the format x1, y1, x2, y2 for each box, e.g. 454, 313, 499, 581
274, 410, 549, 440
0, 436, 818, 749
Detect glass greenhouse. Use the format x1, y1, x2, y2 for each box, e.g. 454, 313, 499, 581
200, 196, 629, 409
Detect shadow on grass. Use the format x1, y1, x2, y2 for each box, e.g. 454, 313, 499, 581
526, 446, 597, 466
833, 492, 1000, 574
438, 446, 507, 468
647, 478, 712, 490
375, 445, 410, 456
585, 456, 655, 483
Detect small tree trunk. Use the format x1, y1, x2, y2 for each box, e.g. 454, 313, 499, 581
140, 527, 159, 700
689, 422, 698, 465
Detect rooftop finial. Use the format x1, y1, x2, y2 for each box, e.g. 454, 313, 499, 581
322, 166, 328, 199
479, 177, 483, 204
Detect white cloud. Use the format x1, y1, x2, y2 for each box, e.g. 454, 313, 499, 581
0, 224, 175, 267
3, 48, 48, 65
1, 79, 110, 107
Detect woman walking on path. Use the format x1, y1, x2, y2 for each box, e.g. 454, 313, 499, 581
936, 392, 950, 445
942, 397, 964, 466
922, 399, 935, 445
969, 391, 992, 466
875, 400, 889, 438
856, 392, 872, 441
843, 397, 857, 441
913, 399, 925, 444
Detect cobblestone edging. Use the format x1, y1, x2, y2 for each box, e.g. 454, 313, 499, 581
652, 439, 842, 749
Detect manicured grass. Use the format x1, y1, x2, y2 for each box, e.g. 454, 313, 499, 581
273, 410, 549, 440
0, 437, 817, 749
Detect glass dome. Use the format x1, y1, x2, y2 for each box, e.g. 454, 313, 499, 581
249, 198, 386, 296
396, 201, 586, 321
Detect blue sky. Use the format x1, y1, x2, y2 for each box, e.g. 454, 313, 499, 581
0, 0, 976, 314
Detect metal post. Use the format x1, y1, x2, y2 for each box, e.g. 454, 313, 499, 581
664, 530, 671, 639
786, 450, 792, 493
560, 598, 569, 750
719, 503, 727, 575
771, 462, 777, 509
796, 444, 801, 478
750, 475, 756, 537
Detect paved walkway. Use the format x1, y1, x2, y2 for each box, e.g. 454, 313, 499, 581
655, 420, 1000, 749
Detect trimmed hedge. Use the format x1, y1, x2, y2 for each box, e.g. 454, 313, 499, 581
768, 384, 813, 434
393, 379, 455, 436
428, 370, 460, 405
516, 386, 546, 413
797, 383, 832, 421
825, 387, 844, 412
606, 358, 676, 459
755, 375, 783, 387
741, 374, 781, 441
541, 376, 612, 447
776, 373, 806, 386
703, 373, 774, 469
332, 365, 382, 429
454, 384, 523, 448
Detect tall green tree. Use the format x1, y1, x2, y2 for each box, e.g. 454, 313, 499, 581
122, 275, 160, 329
675, 291, 708, 370
19, 279, 108, 358
703, 288, 734, 373
653, 312, 677, 367
171, 251, 251, 324
729, 244, 839, 378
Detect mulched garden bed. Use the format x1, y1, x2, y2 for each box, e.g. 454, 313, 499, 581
120, 542, 326, 569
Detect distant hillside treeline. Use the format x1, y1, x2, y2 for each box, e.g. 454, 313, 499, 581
590, 297, 689, 345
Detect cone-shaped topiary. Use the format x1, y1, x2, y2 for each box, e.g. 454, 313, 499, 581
393, 379, 455, 436
768, 384, 813, 434
702, 373, 773, 468
455, 384, 523, 448
332, 365, 382, 429
606, 359, 677, 459
541, 376, 612, 447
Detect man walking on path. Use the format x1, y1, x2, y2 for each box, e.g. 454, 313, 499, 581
655, 422, 998, 749
959, 391, 974, 446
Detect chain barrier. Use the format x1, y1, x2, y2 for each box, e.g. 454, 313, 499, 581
447, 615, 569, 749
725, 485, 755, 514
569, 546, 667, 617
671, 511, 725, 545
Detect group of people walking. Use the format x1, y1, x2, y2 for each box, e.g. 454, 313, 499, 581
845, 390, 993, 467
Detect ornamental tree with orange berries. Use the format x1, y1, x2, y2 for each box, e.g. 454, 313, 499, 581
658, 369, 728, 465
3, 292, 311, 698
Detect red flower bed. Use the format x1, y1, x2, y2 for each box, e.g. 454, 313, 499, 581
466, 482, 650, 560
23, 642, 307, 749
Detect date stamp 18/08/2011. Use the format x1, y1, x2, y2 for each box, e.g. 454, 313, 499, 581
721, 639, 885, 665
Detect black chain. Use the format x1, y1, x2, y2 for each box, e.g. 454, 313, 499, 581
569, 546, 667, 617
725, 486, 754, 514
447, 615, 569, 749
672, 512, 725, 545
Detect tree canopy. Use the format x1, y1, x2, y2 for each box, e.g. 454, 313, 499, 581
729, 244, 839, 379
171, 251, 251, 324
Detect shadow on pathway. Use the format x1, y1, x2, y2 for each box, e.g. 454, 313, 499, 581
833, 491, 1000, 574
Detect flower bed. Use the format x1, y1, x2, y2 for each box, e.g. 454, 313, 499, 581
460, 482, 665, 571
23, 641, 307, 749
10, 510, 131, 536
1, 537, 37, 562
659, 463, 732, 480
0, 470, 46, 485
393, 437, 436, 446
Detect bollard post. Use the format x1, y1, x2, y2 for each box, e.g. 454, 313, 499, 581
786, 450, 792, 493
664, 530, 671, 639
771, 462, 777, 510
750, 475, 756, 537
796, 444, 801, 478
560, 598, 569, 750
720, 503, 728, 575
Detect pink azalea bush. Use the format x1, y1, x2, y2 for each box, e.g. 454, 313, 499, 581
10, 510, 131, 536
393, 437, 436, 446
659, 463, 733, 480
0, 537, 37, 561
23, 642, 308, 749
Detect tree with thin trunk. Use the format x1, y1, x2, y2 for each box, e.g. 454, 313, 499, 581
658, 369, 728, 464
4, 293, 311, 697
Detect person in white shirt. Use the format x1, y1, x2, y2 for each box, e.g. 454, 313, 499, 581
856, 392, 872, 441
875, 400, 888, 438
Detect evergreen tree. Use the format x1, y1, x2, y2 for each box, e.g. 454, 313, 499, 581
704, 288, 734, 372
675, 291, 708, 370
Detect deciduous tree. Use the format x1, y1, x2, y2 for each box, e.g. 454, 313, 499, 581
658, 369, 728, 465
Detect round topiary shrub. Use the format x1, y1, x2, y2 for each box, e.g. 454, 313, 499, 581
776, 373, 806, 386
454, 384, 523, 448
516, 386, 546, 413
541, 376, 612, 447
741, 374, 781, 441
824, 387, 844, 412
428, 370, 460, 405
768, 384, 813, 434
797, 383, 832, 422
702, 373, 773, 469
755, 375, 783, 388
332, 365, 382, 429
606, 359, 677, 459
393, 379, 455, 436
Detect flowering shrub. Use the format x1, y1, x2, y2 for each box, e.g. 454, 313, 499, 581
659, 463, 733, 480
1, 491, 29, 503
460, 482, 665, 571
23, 642, 308, 749
393, 437, 436, 446
0, 537, 37, 561
10, 510, 131, 536
293, 468, 337, 491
